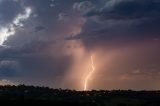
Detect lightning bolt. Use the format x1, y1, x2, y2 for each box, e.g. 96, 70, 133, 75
84, 55, 95, 91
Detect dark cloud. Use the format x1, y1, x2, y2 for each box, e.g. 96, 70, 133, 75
69, 0, 160, 42
73, 1, 94, 14
0, 60, 19, 77
0, 0, 24, 25
0, 40, 74, 87
85, 0, 160, 20
58, 13, 68, 21
0, 0, 85, 86
34, 26, 45, 32
4, 0, 85, 47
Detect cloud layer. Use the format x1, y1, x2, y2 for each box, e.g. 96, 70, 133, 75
0, 0, 160, 90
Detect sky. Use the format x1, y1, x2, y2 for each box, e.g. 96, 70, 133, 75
0, 0, 160, 90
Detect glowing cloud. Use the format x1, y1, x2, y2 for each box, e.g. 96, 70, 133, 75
84, 55, 95, 91
0, 25, 15, 46
13, 7, 32, 27
0, 7, 32, 46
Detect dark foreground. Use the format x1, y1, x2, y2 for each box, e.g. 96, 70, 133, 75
0, 85, 160, 106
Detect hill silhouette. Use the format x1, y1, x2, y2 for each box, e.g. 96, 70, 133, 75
0, 85, 160, 105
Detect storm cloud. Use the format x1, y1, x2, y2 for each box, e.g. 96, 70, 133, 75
0, 0, 160, 90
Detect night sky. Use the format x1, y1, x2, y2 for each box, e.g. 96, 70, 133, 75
0, 0, 160, 90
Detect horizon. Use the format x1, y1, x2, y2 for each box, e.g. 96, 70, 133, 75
1, 84, 160, 91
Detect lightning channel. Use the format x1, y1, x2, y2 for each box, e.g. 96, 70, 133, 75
84, 55, 95, 91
